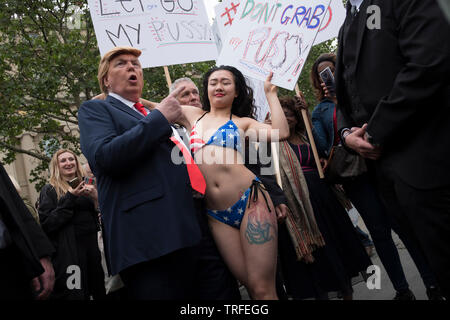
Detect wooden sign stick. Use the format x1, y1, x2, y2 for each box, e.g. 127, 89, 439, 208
164, 66, 172, 89
271, 141, 283, 188
295, 84, 325, 179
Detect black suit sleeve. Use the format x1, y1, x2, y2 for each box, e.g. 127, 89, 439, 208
38, 184, 77, 235
0, 164, 54, 273
17, 203, 54, 259
367, 0, 450, 145
244, 140, 287, 207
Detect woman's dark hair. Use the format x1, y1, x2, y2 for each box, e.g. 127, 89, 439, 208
310, 53, 336, 101
201, 65, 256, 119
279, 96, 310, 137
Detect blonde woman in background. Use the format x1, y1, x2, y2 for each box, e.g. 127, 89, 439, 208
38, 149, 106, 300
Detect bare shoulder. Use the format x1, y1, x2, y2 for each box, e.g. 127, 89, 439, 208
182, 105, 206, 125
234, 116, 258, 131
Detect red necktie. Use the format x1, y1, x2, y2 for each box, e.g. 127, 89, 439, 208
170, 136, 206, 195
134, 102, 148, 116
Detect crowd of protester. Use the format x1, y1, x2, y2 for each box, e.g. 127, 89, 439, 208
1, 0, 449, 301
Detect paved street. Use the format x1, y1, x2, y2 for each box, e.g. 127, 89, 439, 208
351, 221, 429, 300
240, 218, 431, 300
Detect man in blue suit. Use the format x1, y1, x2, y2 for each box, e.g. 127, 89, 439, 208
78, 47, 202, 299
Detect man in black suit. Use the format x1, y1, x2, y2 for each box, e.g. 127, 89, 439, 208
0, 164, 55, 300
78, 47, 203, 299
335, 0, 450, 299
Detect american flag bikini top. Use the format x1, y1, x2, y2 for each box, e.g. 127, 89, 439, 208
189, 112, 242, 155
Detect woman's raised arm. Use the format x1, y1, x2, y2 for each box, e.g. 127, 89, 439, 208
245, 73, 289, 141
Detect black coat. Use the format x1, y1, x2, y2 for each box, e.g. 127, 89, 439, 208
336, 0, 450, 189
0, 164, 54, 281
38, 184, 101, 299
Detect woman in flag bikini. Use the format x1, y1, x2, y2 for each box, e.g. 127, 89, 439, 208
178, 65, 289, 300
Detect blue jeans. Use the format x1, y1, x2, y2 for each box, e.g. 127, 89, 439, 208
355, 226, 374, 248
343, 173, 438, 292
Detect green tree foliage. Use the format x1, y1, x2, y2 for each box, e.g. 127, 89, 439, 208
279, 39, 337, 109
0, 0, 98, 190
0, 0, 336, 191
0, 0, 213, 190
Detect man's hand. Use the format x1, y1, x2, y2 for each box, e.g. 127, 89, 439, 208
31, 257, 55, 300
156, 85, 185, 123
275, 204, 289, 222
344, 124, 382, 160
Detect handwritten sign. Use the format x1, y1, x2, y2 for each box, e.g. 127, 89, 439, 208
313, 0, 346, 45
211, 18, 223, 52
216, 0, 332, 90
214, 0, 242, 45
87, 0, 218, 68
215, 0, 343, 48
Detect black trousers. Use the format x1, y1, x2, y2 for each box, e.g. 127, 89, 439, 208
344, 172, 437, 292
193, 235, 241, 300
75, 232, 106, 300
120, 246, 200, 300
0, 244, 34, 300
375, 162, 450, 299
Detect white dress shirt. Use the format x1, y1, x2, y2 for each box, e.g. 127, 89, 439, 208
349, 0, 364, 11
109, 92, 142, 116
108, 92, 189, 151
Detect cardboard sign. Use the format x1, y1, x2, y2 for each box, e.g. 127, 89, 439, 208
216, 0, 332, 90
88, 0, 218, 68
313, 0, 346, 45
214, 0, 243, 45
214, 0, 343, 48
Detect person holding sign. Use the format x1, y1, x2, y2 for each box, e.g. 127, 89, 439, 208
78, 47, 204, 300
177, 65, 289, 300
276, 95, 371, 300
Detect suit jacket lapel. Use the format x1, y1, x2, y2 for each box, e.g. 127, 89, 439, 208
354, 0, 373, 67
106, 95, 143, 120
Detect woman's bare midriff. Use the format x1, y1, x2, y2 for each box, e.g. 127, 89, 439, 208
195, 145, 255, 211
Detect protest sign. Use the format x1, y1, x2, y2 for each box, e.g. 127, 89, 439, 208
211, 18, 223, 52
214, 0, 343, 49
214, 0, 243, 44
216, 0, 332, 90
313, 0, 346, 45
87, 0, 218, 68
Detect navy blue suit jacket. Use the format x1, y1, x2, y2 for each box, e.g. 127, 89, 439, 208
78, 95, 202, 275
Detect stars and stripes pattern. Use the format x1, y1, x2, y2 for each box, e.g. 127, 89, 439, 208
206, 178, 261, 229
189, 120, 242, 155
189, 124, 205, 155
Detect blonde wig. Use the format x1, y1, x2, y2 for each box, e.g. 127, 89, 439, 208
49, 149, 85, 199
97, 46, 142, 94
